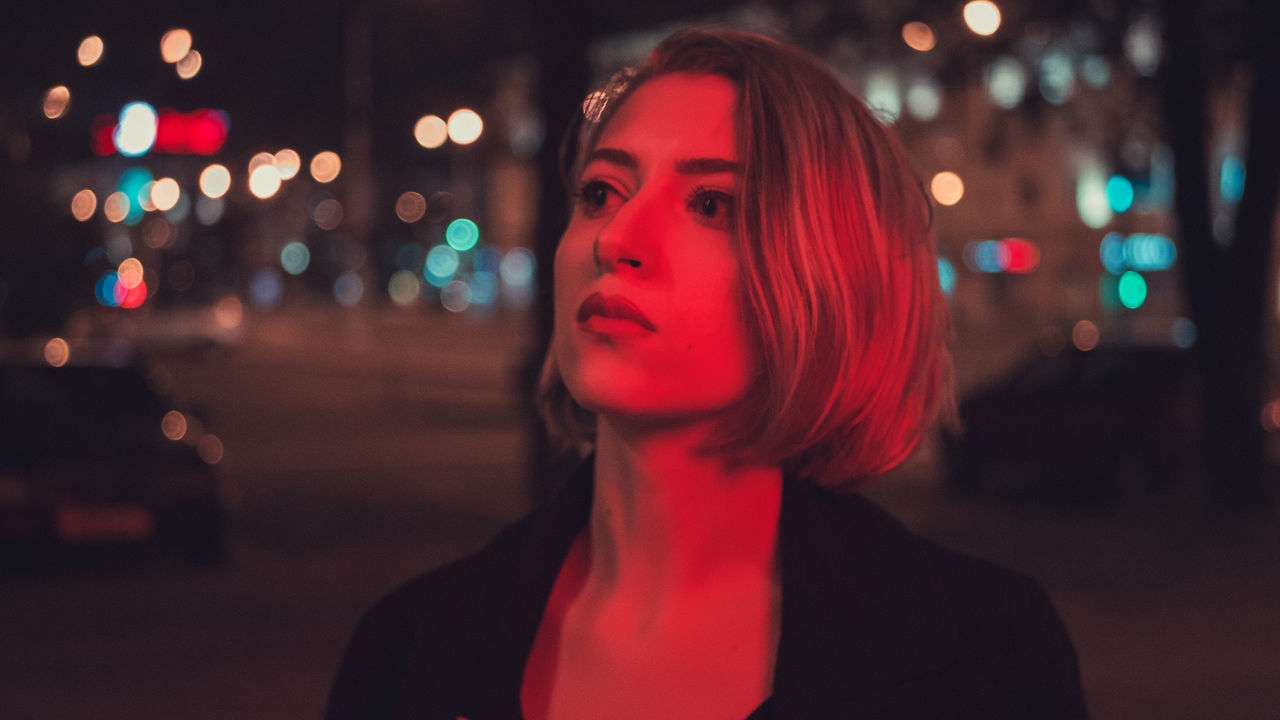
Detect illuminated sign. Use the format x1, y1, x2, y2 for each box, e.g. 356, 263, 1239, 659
962, 238, 1041, 274
93, 107, 229, 156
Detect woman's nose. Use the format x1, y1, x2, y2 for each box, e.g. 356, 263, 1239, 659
593, 235, 642, 270
592, 192, 656, 273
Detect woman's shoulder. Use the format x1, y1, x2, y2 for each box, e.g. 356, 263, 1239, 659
780, 485, 1087, 717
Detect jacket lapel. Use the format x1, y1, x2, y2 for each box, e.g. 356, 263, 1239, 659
771, 480, 966, 716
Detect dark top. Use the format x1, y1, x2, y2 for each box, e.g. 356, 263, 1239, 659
326, 460, 1088, 719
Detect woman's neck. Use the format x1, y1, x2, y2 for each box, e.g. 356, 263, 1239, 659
586, 414, 783, 598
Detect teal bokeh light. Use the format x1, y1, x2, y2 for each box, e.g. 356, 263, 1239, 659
937, 257, 956, 296
280, 242, 311, 275
425, 244, 460, 287
1220, 156, 1245, 204
445, 218, 479, 252
1118, 270, 1147, 309
1105, 175, 1134, 213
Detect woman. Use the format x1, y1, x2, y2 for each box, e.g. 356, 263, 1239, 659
327, 29, 1087, 720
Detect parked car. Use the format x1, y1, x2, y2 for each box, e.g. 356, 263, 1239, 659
941, 345, 1200, 502
0, 362, 227, 568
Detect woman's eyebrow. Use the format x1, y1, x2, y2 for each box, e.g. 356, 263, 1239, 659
674, 157, 742, 176
585, 147, 742, 176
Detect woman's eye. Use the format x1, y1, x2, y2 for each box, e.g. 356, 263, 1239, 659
575, 180, 618, 216
688, 188, 736, 230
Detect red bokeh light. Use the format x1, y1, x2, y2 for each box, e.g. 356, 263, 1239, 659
90, 108, 229, 156
1002, 238, 1041, 273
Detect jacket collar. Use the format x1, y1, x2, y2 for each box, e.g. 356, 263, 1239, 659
474, 459, 966, 718
771, 479, 965, 715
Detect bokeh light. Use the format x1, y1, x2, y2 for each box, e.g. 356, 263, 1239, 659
1220, 155, 1245, 204
163, 192, 191, 223
142, 218, 175, 249
1105, 175, 1134, 213
1075, 158, 1112, 229
43, 86, 71, 119
214, 296, 244, 329
414, 115, 448, 149
395, 191, 427, 223
1118, 270, 1147, 309
930, 171, 964, 206
280, 242, 311, 275
1080, 55, 1111, 88
176, 50, 202, 79
963, 1, 1002, 36
313, 198, 343, 230
1262, 401, 1280, 433
901, 22, 936, 52
441, 279, 471, 312
499, 247, 535, 286
1125, 15, 1161, 77
864, 70, 901, 123
151, 178, 181, 212
1171, 317, 1197, 348
118, 278, 148, 309
197, 434, 224, 465
250, 268, 284, 308
445, 218, 480, 251
334, 272, 364, 306
905, 79, 942, 121
310, 151, 342, 183
138, 181, 158, 212
447, 109, 484, 145
114, 102, 159, 157
199, 164, 231, 198
1039, 51, 1075, 104
985, 56, 1027, 109
117, 258, 144, 289
160, 28, 193, 63
273, 149, 301, 180
937, 257, 956, 296
1099, 232, 1126, 274
195, 196, 224, 225
248, 151, 275, 173
104, 191, 129, 223
469, 271, 497, 305
71, 189, 97, 221
78, 35, 104, 67
161, 411, 188, 441
388, 270, 421, 306
249, 165, 282, 199
44, 338, 70, 367
1072, 320, 1099, 351
425, 244, 460, 287
963, 238, 1040, 273
96, 272, 119, 306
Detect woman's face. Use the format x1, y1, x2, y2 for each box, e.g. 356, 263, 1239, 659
552, 72, 756, 427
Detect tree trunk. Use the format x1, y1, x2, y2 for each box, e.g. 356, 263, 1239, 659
524, 0, 591, 503
1165, 0, 1279, 510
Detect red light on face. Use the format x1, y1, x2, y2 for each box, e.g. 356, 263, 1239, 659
1002, 238, 1040, 273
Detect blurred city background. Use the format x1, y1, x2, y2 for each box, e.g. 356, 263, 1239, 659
2, 0, 1278, 718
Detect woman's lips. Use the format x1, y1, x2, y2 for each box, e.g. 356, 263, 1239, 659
576, 292, 657, 333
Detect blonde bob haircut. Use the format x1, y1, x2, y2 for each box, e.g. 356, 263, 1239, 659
538, 28, 955, 490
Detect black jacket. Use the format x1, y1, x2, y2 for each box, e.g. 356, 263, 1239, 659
327, 460, 1087, 719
